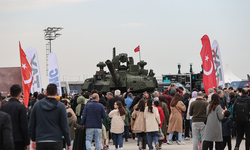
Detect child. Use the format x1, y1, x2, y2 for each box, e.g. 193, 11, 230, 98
102, 107, 111, 149
101, 124, 107, 150
67, 112, 83, 148
222, 110, 234, 150
124, 104, 131, 142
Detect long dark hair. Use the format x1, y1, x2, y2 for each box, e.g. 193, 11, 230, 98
170, 93, 181, 107
208, 93, 220, 114
147, 99, 153, 113
116, 101, 127, 116
135, 99, 145, 112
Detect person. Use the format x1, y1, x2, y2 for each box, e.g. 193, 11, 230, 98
154, 101, 165, 149
0, 110, 14, 150
109, 101, 126, 150
62, 100, 77, 122
233, 87, 250, 150
158, 95, 169, 143
203, 94, 208, 101
182, 93, 191, 140
144, 99, 161, 150
217, 90, 226, 109
132, 99, 147, 150
189, 91, 209, 150
106, 92, 113, 113
227, 92, 236, 138
162, 84, 183, 114
102, 107, 111, 149
207, 88, 214, 103
19, 95, 24, 105
0, 85, 30, 150
62, 93, 70, 103
186, 91, 197, 134
125, 93, 133, 110
108, 90, 125, 111
222, 110, 234, 150
37, 93, 46, 100
67, 112, 83, 148
29, 84, 71, 150
203, 93, 224, 150
124, 104, 131, 142
167, 93, 186, 145
80, 93, 106, 150
98, 91, 108, 108
100, 124, 107, 150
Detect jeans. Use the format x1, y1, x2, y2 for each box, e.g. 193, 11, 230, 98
36, 142, 63, 150
112, 133, 123, 148
137, 132, 147, 149
86, 128, 102, 150
146, 131, 159, 150
223, 136, 231, 150
124, 126, 129, 141
235, 122, 250, 150
192, 122, 206, 150
169, 132, 182, 141
202, 141, 223, 150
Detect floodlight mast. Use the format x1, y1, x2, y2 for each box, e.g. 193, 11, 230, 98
44, 27, 63, 75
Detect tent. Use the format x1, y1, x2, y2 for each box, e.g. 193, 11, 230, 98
224, 64, 242, 84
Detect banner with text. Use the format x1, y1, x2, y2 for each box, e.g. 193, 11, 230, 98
48, 52, 62, 96
26, 47, 42, 93
211, 40, 225, 88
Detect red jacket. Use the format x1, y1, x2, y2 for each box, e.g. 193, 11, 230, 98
162, 88, 183, 114
156, 106, 165, 127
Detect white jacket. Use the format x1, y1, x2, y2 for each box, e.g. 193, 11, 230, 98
186, 98, 196, 120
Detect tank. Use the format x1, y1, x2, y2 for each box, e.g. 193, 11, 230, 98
82, 47, 158, 94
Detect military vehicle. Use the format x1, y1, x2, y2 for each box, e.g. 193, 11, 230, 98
82, 48, 158, 94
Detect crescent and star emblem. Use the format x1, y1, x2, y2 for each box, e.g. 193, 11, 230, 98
204, 56, 213, 76
23, 71, 33, 84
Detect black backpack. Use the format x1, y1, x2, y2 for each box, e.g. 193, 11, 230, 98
233, 99, 250, 123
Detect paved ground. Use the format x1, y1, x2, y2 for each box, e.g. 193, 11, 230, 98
90, 138, 247, 150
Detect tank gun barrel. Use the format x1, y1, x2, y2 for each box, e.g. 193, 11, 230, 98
105, 60, 121, 86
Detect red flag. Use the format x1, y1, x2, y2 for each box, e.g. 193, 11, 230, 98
134, 45, 140, 52
200, 35, 217, 94
19, 42, 33, 107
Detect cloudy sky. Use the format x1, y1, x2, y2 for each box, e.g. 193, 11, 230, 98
1, 0, 249, 88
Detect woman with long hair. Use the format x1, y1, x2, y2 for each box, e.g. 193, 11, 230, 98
132, 99, 146, 150
109, 101, 127, 150
167, 93, 186, 145
203, 93, 224, 150
144, 99, 161, 150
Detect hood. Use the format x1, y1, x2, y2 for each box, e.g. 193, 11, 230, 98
192, 91, 197, 98
221, 117, 229, 123
77, 96, 86, 104
68, 117, 74, 126
40, 98, 59, 111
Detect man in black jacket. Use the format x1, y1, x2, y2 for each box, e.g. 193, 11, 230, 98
233, 88, 250, 150
0, 84, 30, 150
108, 89, 125, 111
0, 111, 14, 150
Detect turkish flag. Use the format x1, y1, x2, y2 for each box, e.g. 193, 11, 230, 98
200, 35, 217, 94
134, 45, 140, 52
19, 42, 33, 107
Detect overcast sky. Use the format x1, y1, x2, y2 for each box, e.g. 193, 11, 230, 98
1, 0, 249, 88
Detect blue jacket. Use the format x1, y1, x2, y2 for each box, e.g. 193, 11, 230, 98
28, 97, 71, 146
125, 96, 133, 110
221, 117, 234, 136
80, 101, 106, 129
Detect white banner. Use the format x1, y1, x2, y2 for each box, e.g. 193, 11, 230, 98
212, 40, 225, 88
48, 52, 62, 96
25, 47, 42, 93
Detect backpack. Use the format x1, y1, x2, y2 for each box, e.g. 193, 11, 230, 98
233, 99, 250, 123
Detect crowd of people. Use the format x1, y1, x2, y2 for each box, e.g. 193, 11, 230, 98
0, 83, 250, 150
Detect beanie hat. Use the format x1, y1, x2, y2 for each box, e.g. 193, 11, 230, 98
170, 87, 177, 95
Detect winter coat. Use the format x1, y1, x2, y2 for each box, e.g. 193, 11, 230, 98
124, 108, 131, 126
162, 88, 183, 114
144, 106, 161, 132
167, 101, 186, 133
125, 96, 133, 110
221, 118, 234, 136
204, 105, 224, 142
109, 109, 125, 134
160, 101, 169, 135
108, 96, 125, 111
132, 110, 146, 132
156, 106, 165, 128
68, 117, 83, 140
